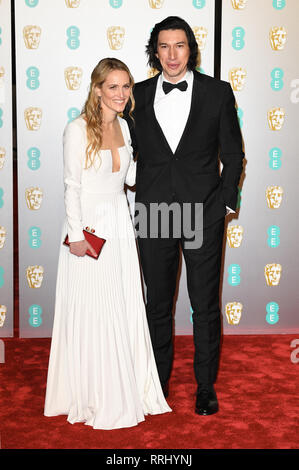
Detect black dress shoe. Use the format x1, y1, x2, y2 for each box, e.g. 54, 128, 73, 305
162, 383, 169, 398
195, 384, 219, 416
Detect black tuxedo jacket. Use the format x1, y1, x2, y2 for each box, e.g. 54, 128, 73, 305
126, 71, 244, 227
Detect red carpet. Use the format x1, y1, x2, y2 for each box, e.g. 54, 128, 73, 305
0, 334, 299, 450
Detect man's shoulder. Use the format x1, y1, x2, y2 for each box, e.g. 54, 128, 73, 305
194, 70, 230, 91
134, 74, 160, 90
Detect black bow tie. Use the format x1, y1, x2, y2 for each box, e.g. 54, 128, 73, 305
162, 80, 188, 94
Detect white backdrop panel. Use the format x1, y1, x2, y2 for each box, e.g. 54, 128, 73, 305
221, 0, 299, 333
15, 0, 215, 337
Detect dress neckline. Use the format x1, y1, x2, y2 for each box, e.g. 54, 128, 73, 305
100, 145, 126, 152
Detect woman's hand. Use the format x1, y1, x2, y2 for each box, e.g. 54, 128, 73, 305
69, 239, 97, 257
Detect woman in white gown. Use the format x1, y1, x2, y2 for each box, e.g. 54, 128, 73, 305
44, 58, 171, 430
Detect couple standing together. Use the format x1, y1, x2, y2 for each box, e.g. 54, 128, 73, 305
44, 16, 244, 430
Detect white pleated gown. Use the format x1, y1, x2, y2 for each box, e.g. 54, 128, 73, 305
44, 116, 171, 430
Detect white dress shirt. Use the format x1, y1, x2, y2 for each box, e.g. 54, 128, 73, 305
154, 70, 193, 154
153, 70, 234, 214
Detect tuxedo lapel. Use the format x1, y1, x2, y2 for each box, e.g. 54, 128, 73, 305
143, 71, 208, 158
174, 71, 208, 157
145, 74, 175, 157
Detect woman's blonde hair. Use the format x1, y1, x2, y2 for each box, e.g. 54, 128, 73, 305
82, 58, 135, 169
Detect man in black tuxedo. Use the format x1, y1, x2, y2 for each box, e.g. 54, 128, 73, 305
126, 16, 244, 415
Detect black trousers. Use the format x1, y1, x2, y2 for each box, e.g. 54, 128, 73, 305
137, 217, 225, 387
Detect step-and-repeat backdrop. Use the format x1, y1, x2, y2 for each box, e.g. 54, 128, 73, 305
0, 0, 13, 337
14, 0, 215, 337
220, 0, 299, 333
7, 0, 299, 338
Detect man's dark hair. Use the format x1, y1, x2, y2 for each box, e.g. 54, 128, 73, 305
146, 16, 199, 72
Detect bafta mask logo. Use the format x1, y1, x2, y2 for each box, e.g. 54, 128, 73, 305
0, 147, 5, 170
193, 26, 208, 51
229, 67, 247, 91
65, 0, 80, 7
107, 26, 125, 50
23, 25, 41, 49
225, 302, 243, 325
264, 263, 282, 286
25, 186, 43, 210
267, 107, 285, 131
24, 107, 42, 131
0, 305, 6, 328
26, 265, 44, 289
231, 0, 247, 9
0, 66, 4, 93
0, 66, 5, 105
266, 185, 283, 209
0, 226, 6, 250
148, 0, 164, 8
148, 68, 159, 79
64, 66, 83, 90
227, 225, 244, 248
270, 27, 287, 51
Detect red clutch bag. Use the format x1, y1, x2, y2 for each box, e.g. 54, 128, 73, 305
63, 229, 106, 260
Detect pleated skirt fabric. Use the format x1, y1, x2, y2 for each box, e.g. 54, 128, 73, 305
44, 190, 171, 430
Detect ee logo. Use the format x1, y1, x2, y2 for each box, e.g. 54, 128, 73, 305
25, 0, 39, 6
27, 147, 41, 170
267, 225, 280, 248
236, 187, 242, 208
0, 188, 4, 208
67, 107, 80, 122
26, 67, 40, 90
273, 0, 286, 9
190, 306, 193, 324
266, 302, 279, 324
196, 66, 205, 74
237, 108, 243, 128
28, 226, 42, 249
0, 266, 4, 288
271, 68, 284, 91
67, 26, 80, 50
193, 0, 206, 8
269, 147, 282, 170
0, 108, 3, 128
232, 27, 245, 51
0, 27, 2, 46
29, 304, 42, 327
109, 0, 123, 7
228, 264, 241, 286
